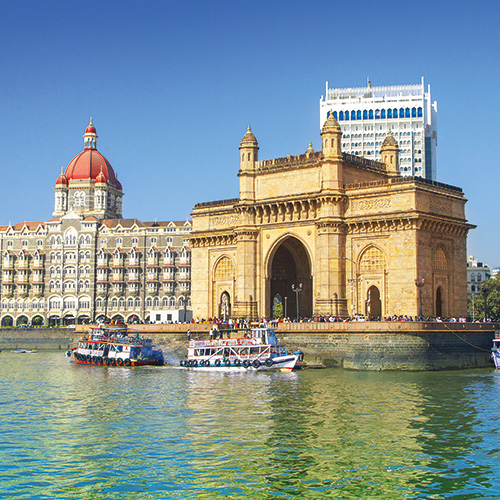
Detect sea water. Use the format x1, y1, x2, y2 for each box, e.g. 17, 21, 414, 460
1, 350, 500, 499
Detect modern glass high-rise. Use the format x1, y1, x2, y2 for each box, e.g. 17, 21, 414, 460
319, 77, 437, 180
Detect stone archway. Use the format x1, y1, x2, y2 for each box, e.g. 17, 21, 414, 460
219, 291, 231, 321
1, 315, 13, 327
268, 236, 312, 318
366, 285, 382, 318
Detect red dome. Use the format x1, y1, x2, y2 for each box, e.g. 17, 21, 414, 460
95, 169, 107, 184
85, 119, 97, 135
64, 149, 121, 190
55, 172, 68, 186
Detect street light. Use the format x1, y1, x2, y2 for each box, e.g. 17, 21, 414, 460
415, 278, 425, 318
292, 283, 302, 320
344, 256, 360, 316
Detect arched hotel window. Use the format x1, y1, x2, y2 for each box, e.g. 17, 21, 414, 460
412, 107, 417, 118
381, 109, 386, 119
417, 107, 423, 117
375, 109, 380, 119
351, 110, 356, 120
339, 111, 344, 120
357, 110, 361, 120
399, 108, 405, 118
363, 110, 368, 119
405, 108, 410, 118
369, 109, 374, 119
333, 111, 338, 119
387, 109, 392, 118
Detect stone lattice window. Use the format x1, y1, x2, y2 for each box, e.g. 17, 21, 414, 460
214, 257, 235, 280
359, 246, 386, 271
433, 247, 447, 271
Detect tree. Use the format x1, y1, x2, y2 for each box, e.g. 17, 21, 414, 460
468, 274, 500, 320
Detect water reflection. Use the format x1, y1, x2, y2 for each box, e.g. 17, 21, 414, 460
1, 353, 500, 498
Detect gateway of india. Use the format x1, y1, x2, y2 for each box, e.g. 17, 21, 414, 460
190, 113, 473, 320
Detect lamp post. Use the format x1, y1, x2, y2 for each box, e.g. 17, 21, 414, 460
344, 256, 360, 317
415, 278, 425, 318
292, 283, 302, 320
284, 296, 288, 318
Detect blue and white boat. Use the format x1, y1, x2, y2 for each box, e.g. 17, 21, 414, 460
180, 326, 298, 372
491, 333, 500, 368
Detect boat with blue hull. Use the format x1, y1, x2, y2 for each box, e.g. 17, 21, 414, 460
70, 326, 164, 367
180, 326, 299, 372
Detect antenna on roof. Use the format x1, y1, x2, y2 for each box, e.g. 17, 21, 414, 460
367, 76, 371, 88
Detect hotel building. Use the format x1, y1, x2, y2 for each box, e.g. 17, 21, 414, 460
0, 121, 192, 326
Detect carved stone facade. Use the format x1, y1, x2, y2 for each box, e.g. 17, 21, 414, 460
190, 116, 473, 320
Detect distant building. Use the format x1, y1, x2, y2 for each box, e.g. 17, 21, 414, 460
320, 77, 437, 180
467, 255, 491, 295
0, 120, 192, 326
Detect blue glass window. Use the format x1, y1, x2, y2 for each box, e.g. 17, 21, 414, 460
381, 109, 386, 119
405, 108, 410, 118
351, 110, 356, 120
387, 109, 392, 119
339, 111, 344, 120
369, 109, 374, 119
357, 110, 361, 120
399, 108, 404, 118
363, 110, 368, 119
412, 107, 417, 118
417, 107, 423, 117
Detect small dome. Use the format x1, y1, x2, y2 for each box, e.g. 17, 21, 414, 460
85, 118, 97, 135
381, 130, 399, 150
240, 126, 258, 148
95, 168, 107, 185
55, 171, 68, 186
321, 112, 341, 134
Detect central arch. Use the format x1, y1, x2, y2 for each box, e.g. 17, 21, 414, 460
267, 236, 312, 318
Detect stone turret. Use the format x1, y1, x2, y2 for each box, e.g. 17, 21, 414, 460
238, 126, 259, 201
321, 112, 342, 159
320, 112, 343, 191
380, 130, 400, 176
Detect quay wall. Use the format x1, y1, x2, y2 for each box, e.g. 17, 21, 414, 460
1, 322, 498, 371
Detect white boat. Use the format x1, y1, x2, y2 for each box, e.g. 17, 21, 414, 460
492, 334, 500, 368
180, 326, 299, 372
11, 349, 37, 353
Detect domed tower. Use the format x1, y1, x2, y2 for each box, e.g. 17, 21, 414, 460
53, 119, 124, 218
238, 126, 259, 202
380, 130, 400, 176
320, 111, 343, 191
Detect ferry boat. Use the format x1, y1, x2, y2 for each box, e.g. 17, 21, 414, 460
180, 326, 299, 372
491, 333, 500, 368
71, 326, 164, 367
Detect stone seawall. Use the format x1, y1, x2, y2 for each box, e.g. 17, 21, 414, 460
1, 322, 498, 370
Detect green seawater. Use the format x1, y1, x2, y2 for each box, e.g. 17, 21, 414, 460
1, 351, 500, 499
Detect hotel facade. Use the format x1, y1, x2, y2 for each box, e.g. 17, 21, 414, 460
0, 121, 192, 326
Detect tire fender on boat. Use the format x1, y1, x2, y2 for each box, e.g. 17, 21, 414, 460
86, 354, 92, 362
265, 358, 273, 367
215, 359, 221, 367
243, 360, 250, 368
124, 358, 131, 367
117, 358, 124, 366
253, 360, 261, 368
224, 359, 231, 367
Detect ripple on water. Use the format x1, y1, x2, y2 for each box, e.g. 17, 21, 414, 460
1, 353, 500, 498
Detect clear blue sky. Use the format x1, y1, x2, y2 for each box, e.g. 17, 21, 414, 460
0, 0, 498, 266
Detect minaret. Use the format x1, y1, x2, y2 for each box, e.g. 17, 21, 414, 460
238, 126, 259, 202
380, 130, 400, 176
320, 111, 343, 191
83, 117, 98, 150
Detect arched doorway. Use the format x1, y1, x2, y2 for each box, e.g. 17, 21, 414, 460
219, 292, 231, 321
16, 315, 29, 326
366, 286, 381, 318
32, 315, 44, 326
268, 237, 312, 318
436, 287, 443, 317
1, 315, 13, 327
